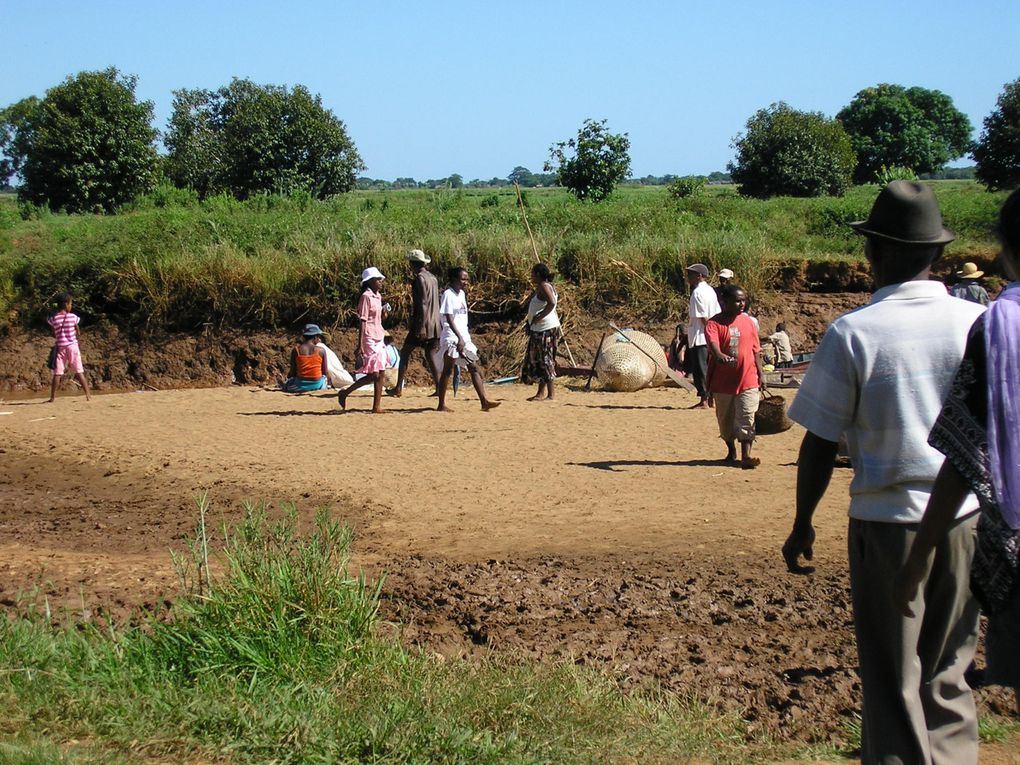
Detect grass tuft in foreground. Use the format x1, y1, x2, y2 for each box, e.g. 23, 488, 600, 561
0, 497, 777, 765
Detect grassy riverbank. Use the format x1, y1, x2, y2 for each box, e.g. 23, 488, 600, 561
0, 182, 1006, 334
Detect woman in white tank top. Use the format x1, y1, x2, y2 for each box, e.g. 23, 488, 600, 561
522, 263, 560, 401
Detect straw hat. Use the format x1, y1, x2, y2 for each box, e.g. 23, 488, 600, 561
956, 262, 984, 279
407, 249, 431, 264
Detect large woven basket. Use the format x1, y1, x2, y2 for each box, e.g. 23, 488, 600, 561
755, 394, 792, 434
616, 330, 669, 387
595, 342, 654, 392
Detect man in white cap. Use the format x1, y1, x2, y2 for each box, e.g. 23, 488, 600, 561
393, 248, 441, 395
950, 262, 990, 306
717, 268, 734, 286
782, 181, 985, 765
686, 263, 721, 408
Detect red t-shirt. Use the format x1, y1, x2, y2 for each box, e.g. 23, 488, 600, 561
705, 312, 761, 395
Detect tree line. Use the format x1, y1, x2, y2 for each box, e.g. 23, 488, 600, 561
1, 68, 1017, 214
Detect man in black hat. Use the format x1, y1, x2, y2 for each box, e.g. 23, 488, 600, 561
393, 248, 441, 396
685, 263, 721, 409
781, 182, 985, 764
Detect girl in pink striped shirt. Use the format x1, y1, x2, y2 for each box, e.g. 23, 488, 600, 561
47, 293, 91, 402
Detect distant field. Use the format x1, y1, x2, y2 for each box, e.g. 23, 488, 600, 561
0, 182, 1006, 332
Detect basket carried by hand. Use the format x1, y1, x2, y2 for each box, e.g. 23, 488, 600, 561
755, 394, 792, 435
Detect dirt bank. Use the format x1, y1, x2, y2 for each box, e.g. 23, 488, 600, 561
1, 291, 870, 393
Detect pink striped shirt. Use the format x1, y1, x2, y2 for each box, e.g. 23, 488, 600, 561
48, 311, 80, 347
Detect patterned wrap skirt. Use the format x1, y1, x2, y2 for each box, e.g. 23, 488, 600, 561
521, 328, 558, 383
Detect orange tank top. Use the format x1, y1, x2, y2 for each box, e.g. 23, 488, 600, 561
296, 348, 322, 379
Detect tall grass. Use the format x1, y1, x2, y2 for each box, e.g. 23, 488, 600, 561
0, 498, 771, 764
0, 182, 1006, 333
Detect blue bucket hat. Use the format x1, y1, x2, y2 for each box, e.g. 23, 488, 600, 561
302, 323, 324, 337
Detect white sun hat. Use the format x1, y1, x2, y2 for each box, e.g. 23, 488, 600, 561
360, 266, 385, 283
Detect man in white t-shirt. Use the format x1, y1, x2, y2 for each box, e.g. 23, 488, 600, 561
435, 266, 500, 412
685, 263, 721, 409
782, 182, 985, 765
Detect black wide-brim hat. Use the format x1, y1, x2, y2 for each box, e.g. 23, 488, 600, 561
850, 181, 955, 245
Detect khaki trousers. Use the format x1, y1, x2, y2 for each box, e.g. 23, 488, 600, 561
713, 389, 760, 442
848, 515, 980, 765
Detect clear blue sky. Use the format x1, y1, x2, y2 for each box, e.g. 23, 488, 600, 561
3, 1, 1018, 181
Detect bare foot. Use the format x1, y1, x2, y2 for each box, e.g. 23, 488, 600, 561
437, 405, 453, 412
481, 401, 501, 411
387, 389, 402, 398
371, 408, 388, 414
527, 394, 547, 402
741, 457, 761, 470
46, 398, 55, 403
725, 449, 738, 463
689, 401, 710, 410
337, 391, 348, 411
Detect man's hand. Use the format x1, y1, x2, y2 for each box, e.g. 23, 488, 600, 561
782, 523, 816, 574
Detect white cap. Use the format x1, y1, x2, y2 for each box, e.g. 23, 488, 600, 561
406, 248, 431, 264
718, 268, 734, 279
361, 266, 385, 283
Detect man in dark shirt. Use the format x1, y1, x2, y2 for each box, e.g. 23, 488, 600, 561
393, 249, 441, 395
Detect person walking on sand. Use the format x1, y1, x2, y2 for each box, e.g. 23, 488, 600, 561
781, 182, 985, 765
950, 262, 991, 306
521, 262, 560, 401
685, 263, 720, 409
894, 188, 1020, 721
338, 267, 389, 413
393, 248, 440, 396
435, 266, 500, 412
47, 293, 91, 402
706, 285, 767, 469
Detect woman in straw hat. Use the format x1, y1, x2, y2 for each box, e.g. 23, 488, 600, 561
338, 267, 389, 413
950, 262, 991, 305
895, 187, 1020, 718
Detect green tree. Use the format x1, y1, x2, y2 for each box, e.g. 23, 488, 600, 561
837, 84, 972, 183
165, 78, 365, 199
973, 77, 1020, 191
1, 69, 158, 213
545, 118, 630, 202
508, 166, 537, 186
728, 102, 856, 198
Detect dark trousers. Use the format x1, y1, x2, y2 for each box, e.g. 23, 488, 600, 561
687, 344, 709, 399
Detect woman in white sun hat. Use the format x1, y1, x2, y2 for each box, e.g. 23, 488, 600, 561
338, 267, 390, 413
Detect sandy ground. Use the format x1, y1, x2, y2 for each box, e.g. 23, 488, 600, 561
1, 381, 1016, 762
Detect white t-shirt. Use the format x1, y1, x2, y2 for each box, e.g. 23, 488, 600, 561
439, 287, 471, 345
687, 281, 721, 347
788, 280, 984, 523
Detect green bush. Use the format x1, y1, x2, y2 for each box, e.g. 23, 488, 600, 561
667, 176, 706, 199
875, 165, 918, 185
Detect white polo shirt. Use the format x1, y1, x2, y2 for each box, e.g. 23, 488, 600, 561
687, 281, 721, 347
788, 280, 984, 523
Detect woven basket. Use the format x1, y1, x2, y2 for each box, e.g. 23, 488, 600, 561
616, 330, 669, 387
755, 394, 792, 435
382, 367, 399, 388
595, 343, 654, 392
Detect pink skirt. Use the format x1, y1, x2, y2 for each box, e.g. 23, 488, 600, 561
358, 338, 387, 374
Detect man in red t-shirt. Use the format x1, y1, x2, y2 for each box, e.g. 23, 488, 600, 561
706, 285, 767, 469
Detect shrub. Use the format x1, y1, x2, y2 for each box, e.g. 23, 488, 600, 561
667, 176, 706, 199
545, 119, 631, 202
